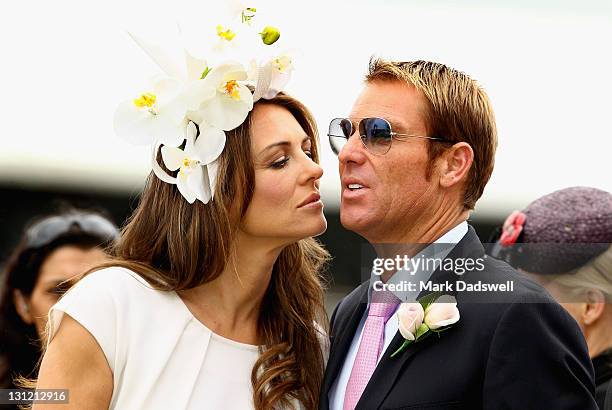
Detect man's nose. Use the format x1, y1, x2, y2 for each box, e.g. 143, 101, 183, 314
338, 132, 367, 165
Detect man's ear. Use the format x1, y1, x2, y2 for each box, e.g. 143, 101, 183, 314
13, 289, 33, 325
582, 289, 606, 326
438, 142, 474, 188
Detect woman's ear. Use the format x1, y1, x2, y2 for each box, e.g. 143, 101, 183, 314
582, 289, 606, 326
438, 142, 474, 189
13, 289, 33, 325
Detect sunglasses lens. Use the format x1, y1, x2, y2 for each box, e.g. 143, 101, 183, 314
328, 118, 353, 155
360, 118, 392, 154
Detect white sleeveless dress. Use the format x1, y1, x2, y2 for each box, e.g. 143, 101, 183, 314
47, 267, 321, 409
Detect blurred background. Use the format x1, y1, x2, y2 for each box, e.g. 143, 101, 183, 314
1, 0, 611, 309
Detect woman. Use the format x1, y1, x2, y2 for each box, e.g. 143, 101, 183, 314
492, 186, 612, 409
33, 93, 330, 410
0, 210, 117, 397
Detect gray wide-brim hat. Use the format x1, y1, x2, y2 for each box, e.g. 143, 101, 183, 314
495, 186, 612, 274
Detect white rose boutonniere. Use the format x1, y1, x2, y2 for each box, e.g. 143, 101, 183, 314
391, 292, 460, 358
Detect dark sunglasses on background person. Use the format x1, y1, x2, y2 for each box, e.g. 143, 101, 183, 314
25, 213, 120, 249
328, 117, 452, 155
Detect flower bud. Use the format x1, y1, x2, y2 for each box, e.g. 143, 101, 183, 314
260, 26, 280, 45
397, 302, 424, 341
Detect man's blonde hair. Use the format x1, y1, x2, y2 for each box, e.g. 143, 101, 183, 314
366, 58, 498, 210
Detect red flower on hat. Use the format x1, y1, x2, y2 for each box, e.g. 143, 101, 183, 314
500, 210, 526, 246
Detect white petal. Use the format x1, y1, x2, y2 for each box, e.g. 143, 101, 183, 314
127, 32, 185, 80
187, 165, 211, 204
113, 101, 154, 145
161, 146, 185, 171
207, 160, 219, 200
184, 49, 208, 81
252, 61, 273, 102
184, 121, 197, 152
177, 173, 197, 203
151, 112, 185, 147
193, 125, 226, 165
223, 69, 248, 82
181, 79, 216, 111
263, 88, 281, 100
197, 86, 253, 131
151, 142, 177, 185
267, 71, 291, 98
202, 62, 246, 87
153, 77, 182, 103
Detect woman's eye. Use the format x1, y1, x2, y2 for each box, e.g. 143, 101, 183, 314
271, 157, 289, 169
305, 150, 313, 159
48, 283, 70, 296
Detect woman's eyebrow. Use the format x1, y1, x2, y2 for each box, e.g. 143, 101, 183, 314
258, 136, 310, 156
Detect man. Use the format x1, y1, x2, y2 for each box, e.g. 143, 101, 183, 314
320, 59, 597, 409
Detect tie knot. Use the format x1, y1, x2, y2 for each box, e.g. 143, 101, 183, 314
369, 290, 400, 320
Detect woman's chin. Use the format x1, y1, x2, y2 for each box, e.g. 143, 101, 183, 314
287, 215, 328, 241
304, 215, 328, 238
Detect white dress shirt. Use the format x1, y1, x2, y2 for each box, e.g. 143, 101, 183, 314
328, 221, 468, 410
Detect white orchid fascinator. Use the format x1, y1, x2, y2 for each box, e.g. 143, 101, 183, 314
113, 4, 294, 204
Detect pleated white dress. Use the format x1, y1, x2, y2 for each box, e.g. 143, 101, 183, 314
47, 267, 309, 410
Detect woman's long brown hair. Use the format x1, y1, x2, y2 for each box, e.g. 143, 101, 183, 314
23, 93, 329, 410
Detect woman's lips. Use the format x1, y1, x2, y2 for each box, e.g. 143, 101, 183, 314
298, 193, 322, 208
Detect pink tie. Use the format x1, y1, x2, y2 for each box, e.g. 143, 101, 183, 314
343, 290, 400, 410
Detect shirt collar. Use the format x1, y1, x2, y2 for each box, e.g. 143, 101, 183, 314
367, 221, 469, 304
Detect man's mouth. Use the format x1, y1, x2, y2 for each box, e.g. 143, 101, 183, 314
347, 183, 364, 191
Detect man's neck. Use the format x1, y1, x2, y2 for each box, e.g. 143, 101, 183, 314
371, 206, 469, 246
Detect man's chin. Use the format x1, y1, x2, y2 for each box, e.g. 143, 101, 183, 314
339, 207, 374, 235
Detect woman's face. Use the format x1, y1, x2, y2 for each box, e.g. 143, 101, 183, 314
241, 103, 327, 244
15, 245, 107, 338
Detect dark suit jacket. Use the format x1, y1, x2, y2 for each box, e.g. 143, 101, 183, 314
320, 226, 597, 410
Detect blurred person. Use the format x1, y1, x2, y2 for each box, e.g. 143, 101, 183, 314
0, 209, 118, 400
31, 16, 330, 410
492, 186, 612, 409
321, 59, 597, 409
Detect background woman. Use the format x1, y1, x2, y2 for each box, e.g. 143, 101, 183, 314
493, 186, 612, 409
0, 209, 118, 400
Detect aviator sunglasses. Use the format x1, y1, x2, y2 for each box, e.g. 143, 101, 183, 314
328, 117, 451, 155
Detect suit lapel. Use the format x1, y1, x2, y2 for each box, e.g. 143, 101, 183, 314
321, 283, 369, 406
355, 226, 484, 409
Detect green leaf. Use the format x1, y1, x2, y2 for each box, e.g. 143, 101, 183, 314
200, 66, 212, 80
414, 323, 430, 341
418, 291, 441, 311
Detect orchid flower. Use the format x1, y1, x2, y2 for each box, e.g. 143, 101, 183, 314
113, 77, 186, 147
156, 121, 224, 204
186, 63, 254, 131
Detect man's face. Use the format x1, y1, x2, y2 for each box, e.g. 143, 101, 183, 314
338, 80, 439, 242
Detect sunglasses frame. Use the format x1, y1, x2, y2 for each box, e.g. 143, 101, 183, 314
25, 213, 119, 249
328, 117, 451, 155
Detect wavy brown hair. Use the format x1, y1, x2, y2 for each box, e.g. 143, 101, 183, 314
23, 93, 329, 410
